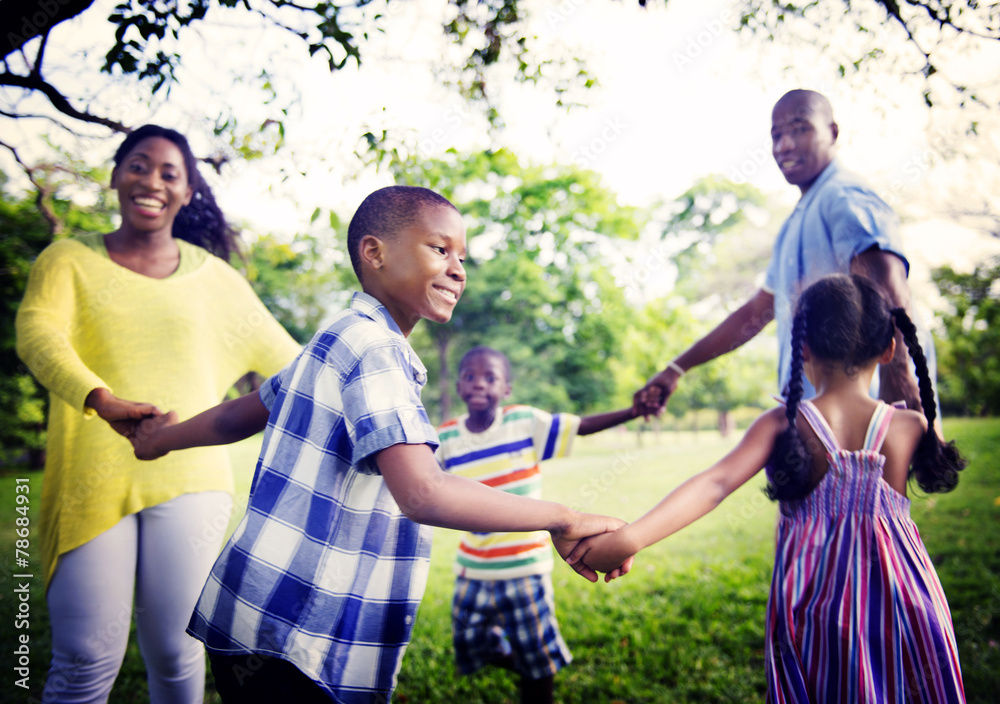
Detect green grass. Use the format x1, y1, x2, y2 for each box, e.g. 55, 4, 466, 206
2, 419, 998, 703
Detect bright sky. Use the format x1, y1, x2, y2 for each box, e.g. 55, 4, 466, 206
3, 0, 998, 312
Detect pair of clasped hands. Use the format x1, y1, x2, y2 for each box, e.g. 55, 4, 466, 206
85, 387, 180, 460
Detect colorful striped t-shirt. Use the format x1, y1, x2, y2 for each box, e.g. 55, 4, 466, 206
436, 405, 581, 580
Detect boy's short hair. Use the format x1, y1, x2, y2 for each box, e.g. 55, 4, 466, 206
459, 346, 512, 382
347, 185, 458, 283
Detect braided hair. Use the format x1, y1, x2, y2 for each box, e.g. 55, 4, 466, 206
112, 125, 241, 261
890, 307, 965, 493
765, 273, 965, 501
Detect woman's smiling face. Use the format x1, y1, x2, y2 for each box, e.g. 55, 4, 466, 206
112, 136, 193, 236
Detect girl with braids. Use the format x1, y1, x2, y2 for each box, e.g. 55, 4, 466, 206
569, 273, 967, 703
16, 125, 300, 702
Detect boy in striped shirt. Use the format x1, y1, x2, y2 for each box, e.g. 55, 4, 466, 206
436, 346, 637, 704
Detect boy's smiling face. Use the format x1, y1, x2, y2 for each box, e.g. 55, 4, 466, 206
457, 352, 511, 415
366, 204, 467, 336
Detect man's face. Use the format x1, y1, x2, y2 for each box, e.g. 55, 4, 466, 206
771, 96, 838, 194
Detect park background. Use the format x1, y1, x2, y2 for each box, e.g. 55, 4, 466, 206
1, 0, 999, 702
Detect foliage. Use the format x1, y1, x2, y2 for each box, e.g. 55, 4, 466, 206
3, 0, 994, 159
635, 177, 777, 429
735, 0, 999, 108
0, 187, 51, 467
393, 149, 643, 422
0, 170, 118, 467
0, 0, 591, 134
240, 222, 355, 345
932, 256, 1000, 416
662, 177, 771, 303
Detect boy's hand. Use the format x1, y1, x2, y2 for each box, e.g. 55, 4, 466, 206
550, 512, 630, 583
130, 411, 179, 460
565, 530, 637, 581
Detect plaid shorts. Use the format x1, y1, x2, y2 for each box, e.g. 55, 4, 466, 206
451, 573, 572, 681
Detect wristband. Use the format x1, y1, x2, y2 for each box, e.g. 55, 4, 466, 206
666, 360, 685, 377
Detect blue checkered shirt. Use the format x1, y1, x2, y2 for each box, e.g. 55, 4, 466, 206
187, 292, 440, 703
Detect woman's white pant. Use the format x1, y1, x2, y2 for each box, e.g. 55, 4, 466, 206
43, 491, 232, 704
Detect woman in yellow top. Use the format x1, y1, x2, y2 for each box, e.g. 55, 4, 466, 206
16, 125, 301, 703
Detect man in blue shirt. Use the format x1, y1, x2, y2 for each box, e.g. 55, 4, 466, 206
639, 89, 935, 417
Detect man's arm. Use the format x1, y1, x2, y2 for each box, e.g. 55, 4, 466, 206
851, 247, 923, 411
637, 288, 775, 415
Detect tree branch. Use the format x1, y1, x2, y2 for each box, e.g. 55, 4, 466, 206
0, 108, 89, 136
0, 71, 129, 132
0, 138, 61, 236
1, 0, 96, 62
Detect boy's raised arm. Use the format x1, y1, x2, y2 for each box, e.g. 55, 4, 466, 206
578, 407, 638, 436
131, 392, 271, 460
376, 442, 631, 582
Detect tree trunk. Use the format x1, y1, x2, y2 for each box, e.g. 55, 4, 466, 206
718, 409, 733, 437
436, 334, 451, 424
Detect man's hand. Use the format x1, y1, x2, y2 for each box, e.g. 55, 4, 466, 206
633, 366, 681, 419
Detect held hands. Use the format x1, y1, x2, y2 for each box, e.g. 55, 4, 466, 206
129, 411, 180, 460
633, 364, 683, 419
550, 512, 634, 584
565, 530, 636, 577
86, 388, 163, 439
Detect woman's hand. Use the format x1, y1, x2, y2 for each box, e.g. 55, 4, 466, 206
85, 387, 163, 439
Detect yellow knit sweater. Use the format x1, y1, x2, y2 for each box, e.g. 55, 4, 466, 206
16, 234, 301, 586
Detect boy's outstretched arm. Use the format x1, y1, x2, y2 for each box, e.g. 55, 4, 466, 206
578, 407, 638, 436
567, 408, 784, 574
131, 392, 271, 460
377, 443, 631, 582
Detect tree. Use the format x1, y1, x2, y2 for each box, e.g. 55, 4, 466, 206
736, 1, 999, 108
241, 222, 356, 345
637, 176, 777, 434
932, 256, 1000, 416
390, 148, 642, 422
1, 0, 589, 134
3, 1, 995, 146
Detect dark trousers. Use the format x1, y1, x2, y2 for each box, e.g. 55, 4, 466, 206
209, 651, 333, 704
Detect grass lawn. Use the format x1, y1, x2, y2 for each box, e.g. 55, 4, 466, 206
2, 418, 997, 703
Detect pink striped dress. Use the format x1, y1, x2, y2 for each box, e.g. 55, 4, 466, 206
766, 400, 965, 703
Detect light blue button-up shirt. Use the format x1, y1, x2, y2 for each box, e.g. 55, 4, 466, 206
763, 158, 928, 400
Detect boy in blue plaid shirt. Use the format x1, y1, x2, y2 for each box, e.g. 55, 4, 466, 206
131, 186, 630, 704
